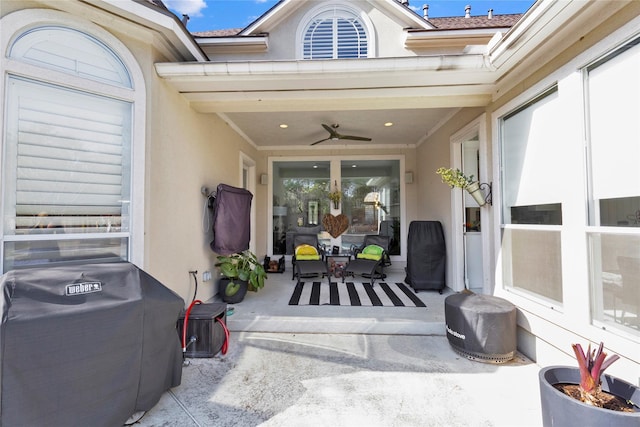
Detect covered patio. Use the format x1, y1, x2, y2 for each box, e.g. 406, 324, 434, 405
134, 269, 545, 426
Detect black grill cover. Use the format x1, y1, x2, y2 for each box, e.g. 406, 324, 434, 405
210, 183, 253, 255
404, 221, 446, 291
0, 262, 183, 427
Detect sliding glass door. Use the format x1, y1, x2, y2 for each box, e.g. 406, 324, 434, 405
271, 161, 331, 255
340, 160, 400, 254
271, 158, 401, 256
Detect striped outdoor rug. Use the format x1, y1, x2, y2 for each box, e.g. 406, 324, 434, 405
288, 282, 426, 307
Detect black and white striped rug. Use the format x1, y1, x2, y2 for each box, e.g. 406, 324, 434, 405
288, 282, 426, 307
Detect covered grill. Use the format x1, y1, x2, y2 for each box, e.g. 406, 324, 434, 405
0, 262, 183, 426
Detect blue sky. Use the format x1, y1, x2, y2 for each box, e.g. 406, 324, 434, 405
164, 0, 536, 33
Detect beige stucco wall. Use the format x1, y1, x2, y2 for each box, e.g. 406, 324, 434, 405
206, 0, 415, 61
94, 6, 267, 304
143, 43, 265, 303
415, 107, 485, 289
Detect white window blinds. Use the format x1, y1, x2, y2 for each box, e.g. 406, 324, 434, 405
4, 77, 131, 235
303, 10, 367, 59
588, 39, 640, 200
501, 88, 571, 210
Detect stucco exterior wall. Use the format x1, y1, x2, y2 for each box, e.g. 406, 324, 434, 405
144, 56, 264, 303
206, 0, 414, 61
415, 107, 485, 289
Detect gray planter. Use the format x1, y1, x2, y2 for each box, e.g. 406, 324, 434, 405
539, 366, 640, 427
219, 278, 248, 304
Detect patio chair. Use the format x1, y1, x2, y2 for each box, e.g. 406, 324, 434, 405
342, 235, 391, 286
291, 233, 329, 285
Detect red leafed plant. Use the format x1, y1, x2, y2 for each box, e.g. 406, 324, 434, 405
571, 342, 620, 406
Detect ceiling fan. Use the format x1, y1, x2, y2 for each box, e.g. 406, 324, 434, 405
311, 124, 372, 146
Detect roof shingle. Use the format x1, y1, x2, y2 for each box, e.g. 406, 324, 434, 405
427, 14, 523, 30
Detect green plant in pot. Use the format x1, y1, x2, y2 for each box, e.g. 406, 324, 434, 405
435, 167, 475, 189
215, 250, 267, 303
328, 180, 342, 209
436, 167, 487, 206
539, 342, 639, 427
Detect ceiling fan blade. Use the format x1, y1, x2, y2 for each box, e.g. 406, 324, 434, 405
338, 134, 372, 141
311, 137, 330, 146
322, 123, 339, 138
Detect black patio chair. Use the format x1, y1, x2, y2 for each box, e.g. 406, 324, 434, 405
342, 235, 391, 286
291, 233, 329, 285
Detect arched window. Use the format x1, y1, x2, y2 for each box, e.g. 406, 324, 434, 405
10, 26, 132, 88
1, 13, 145, 273
302, 8, 368, 59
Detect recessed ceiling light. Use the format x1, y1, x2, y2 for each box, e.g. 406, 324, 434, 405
279, 124, 288, 129
384, 122, 394, 127
352, 164, 357, 168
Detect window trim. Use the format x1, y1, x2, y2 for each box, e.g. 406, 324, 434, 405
0, 9, 146, 272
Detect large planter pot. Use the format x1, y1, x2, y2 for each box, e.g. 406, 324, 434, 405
539, 366, 640, 427
219, 278, 248, 304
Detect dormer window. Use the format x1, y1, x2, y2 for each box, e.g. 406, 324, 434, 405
302, 8, 368, 59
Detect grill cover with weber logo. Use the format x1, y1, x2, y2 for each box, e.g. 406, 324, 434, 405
0, 262, 184, 427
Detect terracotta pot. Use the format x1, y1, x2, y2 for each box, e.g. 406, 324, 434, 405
539, 366, 640, 427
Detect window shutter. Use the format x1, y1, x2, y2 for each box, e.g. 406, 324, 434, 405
304, 19, 334, 59
303, 10, 367, 60
6, 77, 131, 234
336, 18, 367, 58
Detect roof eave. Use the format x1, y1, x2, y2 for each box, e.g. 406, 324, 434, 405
84, 0, 207, 61
405, 27, 512, 48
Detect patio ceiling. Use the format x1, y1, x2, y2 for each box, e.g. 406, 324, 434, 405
156, 55, 493, 148
153, 0, 626, 149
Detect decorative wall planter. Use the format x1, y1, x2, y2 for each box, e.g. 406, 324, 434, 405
466, 181, 486, 206
539, 366, 640, 427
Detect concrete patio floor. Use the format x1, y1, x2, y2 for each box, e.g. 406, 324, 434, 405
133, 269, 543, 426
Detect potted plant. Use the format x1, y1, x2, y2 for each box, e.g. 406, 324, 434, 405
215, 250, 267, 303
435, 167, 486, 206
539, 342, 639, 427
328, 180, 342, 209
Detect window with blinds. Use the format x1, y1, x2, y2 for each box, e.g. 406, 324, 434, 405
500, 87, 564, 303
4, 78, 131, 235
303, 10, 368, 59
2, 26, 133, 271
586, 36, 640, 336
